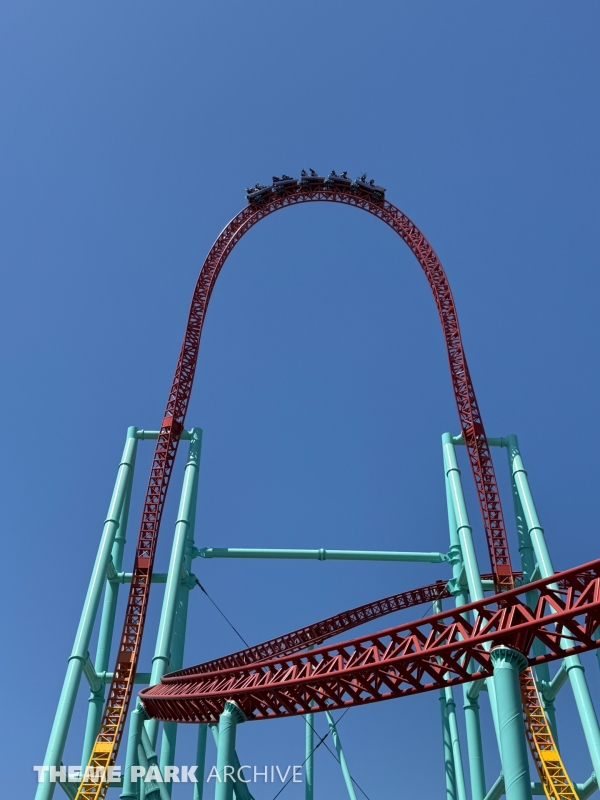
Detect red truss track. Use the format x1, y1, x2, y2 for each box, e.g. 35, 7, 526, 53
170, 573, 525, 680
94, 182, 517, 769
140, 560, 600, 723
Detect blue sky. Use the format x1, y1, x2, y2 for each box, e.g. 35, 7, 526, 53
2, 2, 600, 798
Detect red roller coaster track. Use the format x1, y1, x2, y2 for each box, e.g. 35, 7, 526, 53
140, 560, 600, 723
81, 179, 561, 798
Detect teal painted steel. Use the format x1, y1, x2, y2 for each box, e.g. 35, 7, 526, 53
325, 712, 358, 800
159, 430, 202, 790
576, 773, 598, 800
445, 687, 468, 800
506, 433, 600, 778
139, 727, 170, 800
121, 703, 149, 799
483, 773, 505, 800
36, 428, 139, 800
463, 694, 486, 800
214, 702, 246, 800
439, 691, 457, 800
83, 437, 137, 764
304, 650, 315, 800
305, 711, 314, 800
209, 725, 253, 800
443, 435, 490, 799
193, 726, 208, 800
146, 429, 202, 747
490, 647, 532, 800
442, 434, 484, 602
506, 444, 559, 744
197, 547, 446, 562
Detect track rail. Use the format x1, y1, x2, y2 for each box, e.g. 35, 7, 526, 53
171, 573, 527, 679
77, 182, 531, 798
140, 558, 600, 722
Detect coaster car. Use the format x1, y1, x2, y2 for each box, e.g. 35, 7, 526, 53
353, 174, 386, 200
325, 170, 352, 188
246, 184, 272, 203
300, 169, 325, 186
272, 175, 298, 192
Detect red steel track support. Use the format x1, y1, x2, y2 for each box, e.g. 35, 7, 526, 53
140, 559, 600, 723
171, 573, 524, 680
78, 183, 516, 798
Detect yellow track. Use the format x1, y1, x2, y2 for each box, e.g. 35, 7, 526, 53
520, 667, 577, 800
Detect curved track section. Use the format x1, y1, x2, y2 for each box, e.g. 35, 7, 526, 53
174, 579, 452, 678
171, 572, 524, 679
78, 180, 515, 798
140, 559, 600, 723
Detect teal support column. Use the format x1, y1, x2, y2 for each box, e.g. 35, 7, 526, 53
440, 691, 457, 800
463, 693, 486, 800
214, 702, 246, 800
83, 440, 137, 764
209, 725, 253, 800
158, 431, 203, 785
325, 712, 358, 800
36, 428, 139, 800
507, 446, 558, 744
304, 648, 315, 800
506, 433, 600, 778
146, 429, 202, 748
442, 434, 484, 603
490, 647, 532, 800
444, 687, 468, 800
121, 703, 148, 799
305, 711, 314, 800
193, 726, 208, 800
443, 434, 490, 800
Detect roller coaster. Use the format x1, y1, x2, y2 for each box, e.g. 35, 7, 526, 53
36, 174, 600, 800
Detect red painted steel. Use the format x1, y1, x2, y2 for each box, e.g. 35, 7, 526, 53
140, 559, 600, 723
86, 182, 516, 784
170, 572, 525, 680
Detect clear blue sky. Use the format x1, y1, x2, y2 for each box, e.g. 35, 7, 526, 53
2, 2, 600, 798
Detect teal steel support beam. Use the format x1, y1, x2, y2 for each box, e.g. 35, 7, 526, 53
146, 429, 202, 748
506, 433, 600, 778
136, 727, 170, 800
541, 662, 568, 703
483, 773, 504, 800
325, 712, 358, 800
305, 711, 315, 800
304, 650, 315, 800
193, 726, 208, 800
214, 702, 246, 800
83, 435, 137, 764
196, 547, 447, 563
463, 693, 486, 800
36, 427, 139, 800
136, 429, 195, 441
444, 687, 468, 800
443, 434, 491, 800
490, 647, 532, 800
506, 442, 559, 744
577, 773, 598, 800
110, 572, 169, 584
209, 724, 253, 800
484, 775, 597, 800
121, 703, 148, 799
159, 432, 202, 791
440, 690, 457, 800
442, 435, 484, 603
